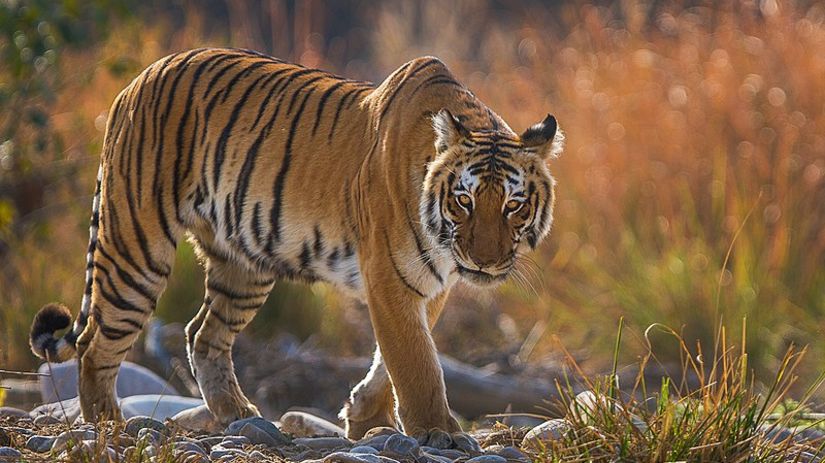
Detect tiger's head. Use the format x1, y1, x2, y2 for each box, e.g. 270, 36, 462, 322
421, 109, 564, 286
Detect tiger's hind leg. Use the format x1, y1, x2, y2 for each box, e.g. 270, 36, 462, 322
75, 200, 176, 422
188, 253, 274, 425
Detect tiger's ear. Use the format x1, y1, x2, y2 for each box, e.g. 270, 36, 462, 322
521, 114, 564, 159
432, 109, 470, 152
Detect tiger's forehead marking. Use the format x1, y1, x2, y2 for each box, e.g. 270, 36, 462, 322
454, 130, 526, 195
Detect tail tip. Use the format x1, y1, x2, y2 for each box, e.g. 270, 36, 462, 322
30, 303, 72, 358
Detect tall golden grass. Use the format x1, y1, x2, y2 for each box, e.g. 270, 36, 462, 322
1, 1, 823, 399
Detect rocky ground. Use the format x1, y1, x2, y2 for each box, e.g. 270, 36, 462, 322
0, 408, 537, 463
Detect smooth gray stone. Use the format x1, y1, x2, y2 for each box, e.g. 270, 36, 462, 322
38, 360, 178, 402
220, 435, 251, 448
125, 415, 168, 437
137, 427, 165, 446
5, 427, 32, 437
521, 418, 572, 449
25, 435, 56, 453
280, 410, 346, 437
351, 445, 379, 454
239, 422, 283, 447
249, 449, 268, 460
421, 446, 442, 455
497, 446, 529, 461
199, 435, 225, 447
33, 414, 61, 426
357, 435, 389, 450
120, 394, 202, 420
210, 448, 245, 459
222, 435, 251, 446
422, 429, 452, 449
452, 432, 482, 454
51, 429, 97, 453
226, 417, 289, 445
294, 436, 353, 450
439, 449, 467, 459
171, 404, 222, 433
323, 452, 383, 463
0, 447, 22, 459
29, 396, 81, 422
0, 406, 29, 418
466, 455, 507, 463
382, 433, 420, 457
173, 441, 207, 455
421, 454, 453, 463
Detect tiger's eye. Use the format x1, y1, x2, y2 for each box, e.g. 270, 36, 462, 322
505, 199, 523, 213
457, 194, 472, 207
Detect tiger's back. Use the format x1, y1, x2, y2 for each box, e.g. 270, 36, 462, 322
111, 48, 373, 288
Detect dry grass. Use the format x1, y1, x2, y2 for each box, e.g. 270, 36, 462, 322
524, 320, 825, 462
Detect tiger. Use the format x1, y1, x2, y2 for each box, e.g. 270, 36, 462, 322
29, 47, 563, 444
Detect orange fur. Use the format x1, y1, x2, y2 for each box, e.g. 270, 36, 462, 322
29, 48, 563, 438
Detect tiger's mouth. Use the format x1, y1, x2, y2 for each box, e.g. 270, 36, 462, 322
455, 264, 509, 286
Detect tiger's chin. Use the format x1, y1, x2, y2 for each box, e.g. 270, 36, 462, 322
455, 264, 509, 287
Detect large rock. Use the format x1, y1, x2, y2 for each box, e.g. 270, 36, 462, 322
169, 404, 222, 433
521, 418, 572, 450
30, 394, 201, 422
120, 394, 202, 420
38, 360, 178, 402
280, 411, 347, 437
29, 396, 82, 422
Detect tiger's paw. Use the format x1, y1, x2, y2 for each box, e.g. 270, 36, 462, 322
340, 399, 398, 440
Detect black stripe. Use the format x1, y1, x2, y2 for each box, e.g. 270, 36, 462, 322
383, 230, 425, 298
311, 80, 347, 136
93, 248, 156, 302
328, 87, 362, 142
379, 59, 440, 120
115, 316, 144, 331
120, 166, 172, 277
327, 247, 340, 269
252, 202, 264, 244
94, 311, 135, 341
299, 241, 312, 269
208, 309, 246, 329
313, 226, 324, 257
410, 75, 461, 98
173, 51, 226, 223
249, 67, 294, 130
286, 75, 327, 115
94, 278, 153, 315
269, 86, 316, 243
212, 69, 271, 189
208, 280, 270, 300
405, 209, 443, 284
193, 339, 231, 354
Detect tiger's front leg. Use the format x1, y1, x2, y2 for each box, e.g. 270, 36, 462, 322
362, 253, 461, 439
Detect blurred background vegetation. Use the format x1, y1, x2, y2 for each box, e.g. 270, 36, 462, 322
1, 0, 824, 399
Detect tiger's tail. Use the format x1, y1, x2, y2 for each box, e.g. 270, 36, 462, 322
30, 164, 103, 362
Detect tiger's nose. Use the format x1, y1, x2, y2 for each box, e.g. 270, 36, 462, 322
470, 254, 500, 269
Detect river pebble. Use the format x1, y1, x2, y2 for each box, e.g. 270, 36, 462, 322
0, 447, 22, 459
294, 436, 353, 450
51, 429, 98, 453
126, 415, 168, 437
466, 455, 507, 463
382, 433, 420, 458
280, 411, 346, 437
25, 434, 56, 453
226, 416, 290, 446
